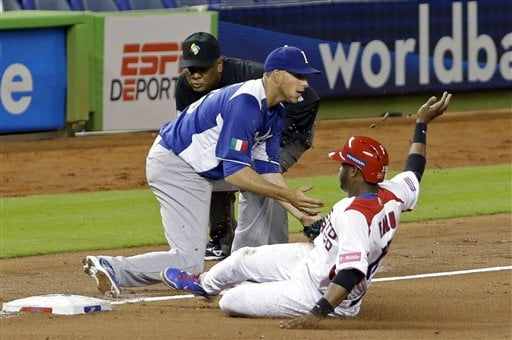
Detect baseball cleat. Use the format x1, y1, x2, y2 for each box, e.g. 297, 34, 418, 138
83, 256, 121, 298
204, 240, 227, 261
160, 267, 208, 298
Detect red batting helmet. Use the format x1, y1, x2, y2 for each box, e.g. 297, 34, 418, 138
328, 136, 389, 183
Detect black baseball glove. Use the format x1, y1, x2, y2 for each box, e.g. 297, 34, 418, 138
302, 218, 324, 242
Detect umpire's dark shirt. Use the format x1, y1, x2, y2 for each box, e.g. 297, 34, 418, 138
175, 56, 320, 149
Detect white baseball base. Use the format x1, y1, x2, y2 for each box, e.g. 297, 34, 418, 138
2, 294, 112, 315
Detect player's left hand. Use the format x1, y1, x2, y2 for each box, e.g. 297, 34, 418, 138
416, 91, 452, 124
279, 313, 323, 329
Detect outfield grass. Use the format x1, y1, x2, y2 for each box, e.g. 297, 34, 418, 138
1, 164, 510, 258
0, 191, 162, 258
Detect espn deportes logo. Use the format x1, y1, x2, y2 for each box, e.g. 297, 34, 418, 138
110, 43, 182, 102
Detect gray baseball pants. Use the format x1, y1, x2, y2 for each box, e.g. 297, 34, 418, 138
102, 136, 211, 287
231, 140, 306, 252
231, 192, 288, 252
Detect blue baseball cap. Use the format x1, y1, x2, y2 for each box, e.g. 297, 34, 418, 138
264, 45, 321, 75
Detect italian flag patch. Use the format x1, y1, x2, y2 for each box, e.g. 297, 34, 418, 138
230, 138, 248, 152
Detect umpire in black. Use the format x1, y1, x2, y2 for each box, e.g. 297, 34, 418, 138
175, 32, 320, 260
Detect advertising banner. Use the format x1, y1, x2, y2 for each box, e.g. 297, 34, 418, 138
102, 13, 213, 130
0, 28, 66, 133
217, 0, 512, 97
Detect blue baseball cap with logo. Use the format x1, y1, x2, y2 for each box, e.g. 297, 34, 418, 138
264, 45, 321, 75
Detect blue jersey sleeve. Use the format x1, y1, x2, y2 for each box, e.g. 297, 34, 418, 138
216, 94, 262, 169
223, 161, 247, 177
253, 159, 281, 174
251, 104, 284, 174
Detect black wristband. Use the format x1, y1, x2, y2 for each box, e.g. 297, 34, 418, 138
405, 153, 426, 181
310, 297, 334, 317
332, 269, 365, 292
413, 123, 427, 144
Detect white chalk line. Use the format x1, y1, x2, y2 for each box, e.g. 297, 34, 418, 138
373, 265, 512, 282
112, 265, 512, 305
111, 294, 195, 305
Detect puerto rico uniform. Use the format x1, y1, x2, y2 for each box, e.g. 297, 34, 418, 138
199, 171, 420, 317
101, 79, 285, 286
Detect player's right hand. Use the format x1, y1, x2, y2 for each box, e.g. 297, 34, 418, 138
289, 185, 324, 216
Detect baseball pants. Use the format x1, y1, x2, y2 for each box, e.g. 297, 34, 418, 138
208, 191, 237, 254
102, 136, 211, 287
231, 192, 288, 252
230, 140, 306, 252
201, 243, 318, 317
201, 243, 361, 317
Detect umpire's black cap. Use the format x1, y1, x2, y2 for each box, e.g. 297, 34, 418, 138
180, 32, 220, 68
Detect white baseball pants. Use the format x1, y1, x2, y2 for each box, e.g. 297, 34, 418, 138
201, 243, 319, 317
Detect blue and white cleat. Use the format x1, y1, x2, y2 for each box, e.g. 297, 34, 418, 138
160, 268, 208, 298
83, 256, 121, 298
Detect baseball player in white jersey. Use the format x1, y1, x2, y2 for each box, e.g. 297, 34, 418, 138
82, 45, 324, 298
160, 92, 452, 327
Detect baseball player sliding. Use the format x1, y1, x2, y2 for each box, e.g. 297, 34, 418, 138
160, 92, 452, 328
83, 45, 323, 298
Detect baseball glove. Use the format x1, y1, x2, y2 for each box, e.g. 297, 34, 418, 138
302, 218, 324, 242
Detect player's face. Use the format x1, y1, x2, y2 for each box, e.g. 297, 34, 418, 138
279, 71, 309, 103
185, 59, 222, 94
338, 163, 351, 192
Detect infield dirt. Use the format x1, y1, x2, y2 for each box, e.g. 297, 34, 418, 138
1, 110, 511, 339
